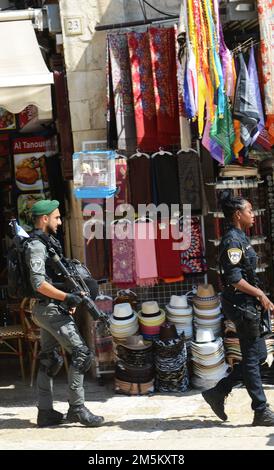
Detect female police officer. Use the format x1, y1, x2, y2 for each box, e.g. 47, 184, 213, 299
202, 191, 274, 426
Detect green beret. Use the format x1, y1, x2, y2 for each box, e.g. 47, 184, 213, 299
31, 199, 59, 216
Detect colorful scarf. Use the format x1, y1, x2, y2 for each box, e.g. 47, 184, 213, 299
127, 31, 158, 151
114, 157, 129, 210
111, 223, 136, 287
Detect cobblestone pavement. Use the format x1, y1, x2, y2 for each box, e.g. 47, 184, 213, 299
0, 366, 274, 450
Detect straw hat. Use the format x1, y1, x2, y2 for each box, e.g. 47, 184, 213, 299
116, 335, 152, 351
192, 284, 220, 310
166, 295, 192, 315
110, 303, 137, 325
138, 301, 165, 325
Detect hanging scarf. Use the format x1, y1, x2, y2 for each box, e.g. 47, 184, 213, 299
155, 222, 183, 280
149, 27, 180, 147
248, 47, 265, 145
134, 222, 158, 287
233, 53, 259, 148
114, 157, 129, 210
107, 34, 137, 151
127, 31, 158, 151
111, 223, 136, 287
128, 155, 152, 212
210, 94, 235, 165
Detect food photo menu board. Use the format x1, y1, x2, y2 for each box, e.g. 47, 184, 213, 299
13, 136, 57, 192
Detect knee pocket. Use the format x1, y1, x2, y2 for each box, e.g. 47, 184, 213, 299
71, 346, 93, 373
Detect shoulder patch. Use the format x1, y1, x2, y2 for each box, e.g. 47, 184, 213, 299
30, 258, 43, 273
227, 248, 242, 265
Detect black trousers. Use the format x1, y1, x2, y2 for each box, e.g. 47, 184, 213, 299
216, 335, 267, 412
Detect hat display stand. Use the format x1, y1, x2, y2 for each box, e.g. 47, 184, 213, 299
113, 335, 155, 396
165, 294, 194, 347
192, 284, 223, 338
190, 328, 229, 390
154, 323, 189, 392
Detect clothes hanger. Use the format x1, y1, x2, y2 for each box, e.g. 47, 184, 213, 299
115, 151, 127, 159
134, 215, 154, 223
129, 148, 150, 159
177, 147, 198, 155
110, 218, 132, 226
96, 291, 113, 301
151, 147, 173, 158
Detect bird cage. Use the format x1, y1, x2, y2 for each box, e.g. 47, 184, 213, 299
73, 142, 116, 199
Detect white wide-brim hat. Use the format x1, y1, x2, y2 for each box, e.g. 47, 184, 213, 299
167, 313, 193, 324
110, 322, 139, 338
191, 337, 223, 355
110, 302, 137, 326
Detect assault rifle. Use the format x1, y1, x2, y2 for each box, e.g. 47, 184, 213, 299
48, 247, 110, 326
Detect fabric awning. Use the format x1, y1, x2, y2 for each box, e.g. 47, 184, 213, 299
0, 20, 53, 113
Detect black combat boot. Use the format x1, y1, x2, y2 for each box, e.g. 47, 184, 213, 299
202, 387, 228, 421
252, 407, 274, 426
66, 404, 104, 427
37, 409, 65, 427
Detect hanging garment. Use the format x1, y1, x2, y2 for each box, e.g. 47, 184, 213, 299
257, 0, 274, 118
177, 150, 205, 214
210, 95, 235, 165
127, 31, 158, 151
106, 44, 118, 149
128, 155, 152, 212
219, 21, 235, 99
202, 114, 224, 164
233, 53, 259, 148
85, 237, 109, 281
180, 217, 206, 274
134, 221, 158, 287
107, 33, 137, 151
114, 157, 129, 210
151, 153, 180, 209
111, 223, 136, 287
155, 223, 183, 281
248, 47, 265, 146
175, 23, 192, 151
149, 27, 180, 147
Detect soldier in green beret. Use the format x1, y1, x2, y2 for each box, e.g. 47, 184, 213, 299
25, 199, 104, 428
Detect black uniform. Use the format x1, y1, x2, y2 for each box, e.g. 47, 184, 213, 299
217, 226, 267, 412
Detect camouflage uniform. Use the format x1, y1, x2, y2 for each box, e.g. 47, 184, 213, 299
25, 238, 92, 411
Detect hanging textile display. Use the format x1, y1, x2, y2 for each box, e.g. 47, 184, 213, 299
257, 0, 274, 144
155, 223, 183, 281
111, 222, 136, 287
107, 34, 137, 151
128, 155, 152, 212
149, 27, 180, 147
151, 152, 180, 208
233, 53, 259, 150
114, 156, 129, 210
134, 221, 158, 287
177, 150, 206, 214
180, 217, 206, 274
175, 19, 192, 151
127, 31, 158, 151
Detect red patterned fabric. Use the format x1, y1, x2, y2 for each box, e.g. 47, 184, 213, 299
127, 31, 158, 151
149, 27, 180, 147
